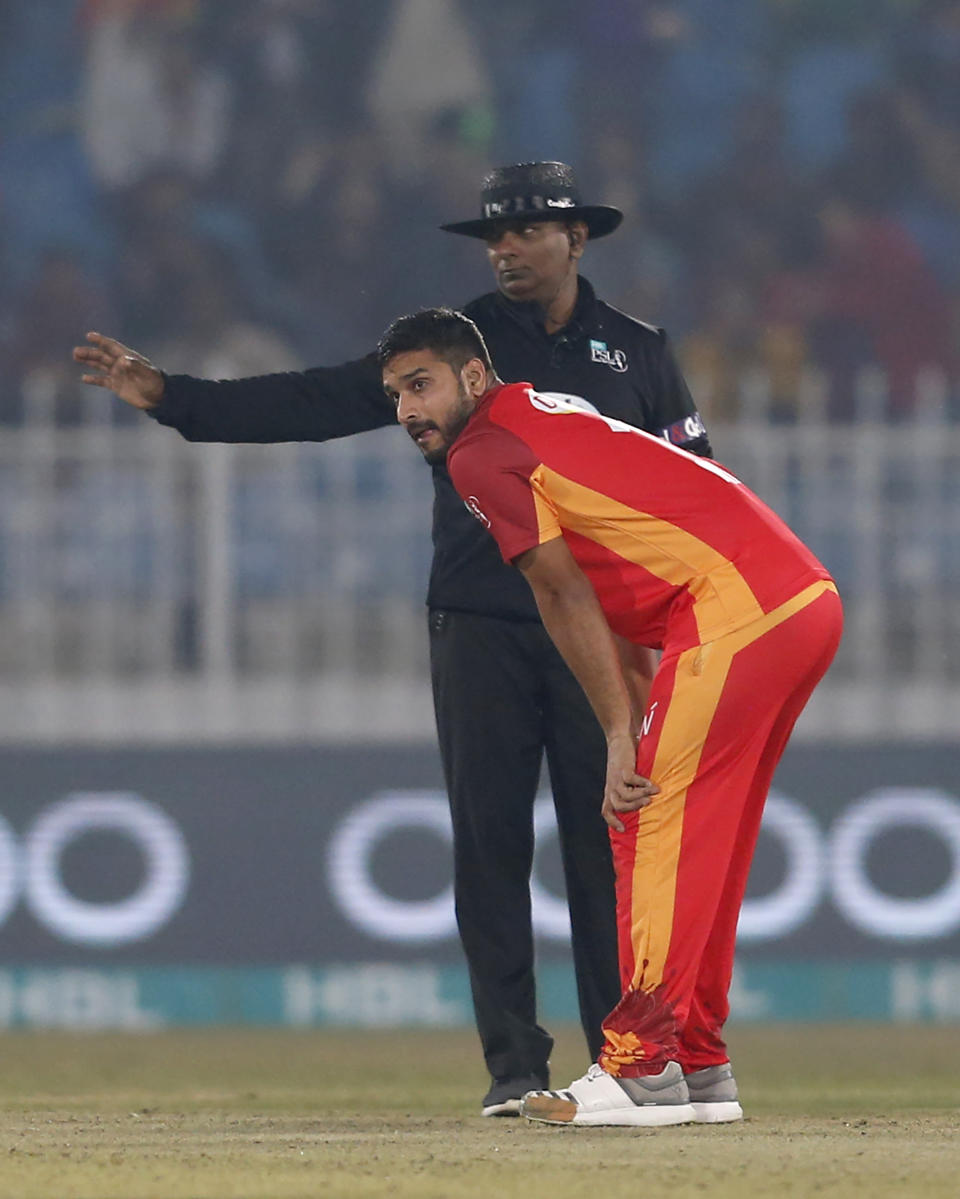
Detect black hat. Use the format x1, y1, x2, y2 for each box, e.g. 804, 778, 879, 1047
440, 161, 623, 241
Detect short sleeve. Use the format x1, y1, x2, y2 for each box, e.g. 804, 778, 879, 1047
448, 430, 561, 564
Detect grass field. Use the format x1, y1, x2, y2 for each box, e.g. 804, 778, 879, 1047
1, 1024, 958, 1199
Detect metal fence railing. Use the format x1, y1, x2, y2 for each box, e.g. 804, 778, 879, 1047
0, 367, 957, 742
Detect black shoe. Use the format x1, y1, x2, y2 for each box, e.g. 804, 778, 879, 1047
482, 1073, 550, 1117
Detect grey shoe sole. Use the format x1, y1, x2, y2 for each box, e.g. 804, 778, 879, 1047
691, 1100, 743, 1123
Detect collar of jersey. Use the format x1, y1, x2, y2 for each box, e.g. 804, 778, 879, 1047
493, 275, 599, 343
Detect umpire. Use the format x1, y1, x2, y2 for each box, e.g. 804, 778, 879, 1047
73, 162, 711, 1116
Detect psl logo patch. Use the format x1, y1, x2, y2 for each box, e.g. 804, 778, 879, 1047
589, 339, 628, 373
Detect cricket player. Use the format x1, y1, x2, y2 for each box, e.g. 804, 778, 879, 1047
380, 308, 842, 1128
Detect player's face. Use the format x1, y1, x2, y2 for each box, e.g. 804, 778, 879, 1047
484, 219, 585, 305
385, 350, 480, 465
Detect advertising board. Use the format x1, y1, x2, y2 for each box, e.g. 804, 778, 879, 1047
0, 744, 957, 1025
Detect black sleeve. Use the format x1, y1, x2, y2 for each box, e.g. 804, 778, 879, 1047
146, 351, 396, 444
648, 329, 712, 459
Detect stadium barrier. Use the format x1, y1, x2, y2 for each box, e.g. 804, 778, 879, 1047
0, 364, 957, 742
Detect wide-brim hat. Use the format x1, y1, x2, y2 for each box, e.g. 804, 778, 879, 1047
440, 161, 623, 241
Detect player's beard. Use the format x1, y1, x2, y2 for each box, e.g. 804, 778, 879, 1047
421, 380, 476, 465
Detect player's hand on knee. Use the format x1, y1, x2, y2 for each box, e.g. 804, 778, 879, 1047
602, 734, 659, 831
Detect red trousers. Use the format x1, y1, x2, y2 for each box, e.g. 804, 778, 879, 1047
599, 580, 843, 1078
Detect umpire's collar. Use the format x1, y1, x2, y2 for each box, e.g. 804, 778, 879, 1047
494, 275, 600, 343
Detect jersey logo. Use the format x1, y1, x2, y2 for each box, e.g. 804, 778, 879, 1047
530, 390, 599, 415
589, 339, 628, 373
464, 496, 491, 528
640, 701, 659, 740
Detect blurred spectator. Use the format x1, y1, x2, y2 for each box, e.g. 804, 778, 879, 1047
780, 29, 886, 170
680, 279, 808, 422
468, 0, 579, 163
368, 0, 492, 183
643, 0, 771, 191
836, 90, 920, 211
145, 247, 302, 379
894, 0, 960, 125
249, 128, 393, 361
0, 1, 105, 285
670, 93, 815, 409
80, 1, 232, 192
805, 181, 954, 414
213, 1, 389, 219
583, 123, 689, 332
1, 1, 959, 422
109, 169, 302, 351
897, 90, 960, 216
679, 96, 809, 289
109, 172, 235, 346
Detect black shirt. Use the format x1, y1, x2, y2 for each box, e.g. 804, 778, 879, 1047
151, 277, 710, 620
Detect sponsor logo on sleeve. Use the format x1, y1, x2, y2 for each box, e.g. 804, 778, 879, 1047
659, 412, 707, 446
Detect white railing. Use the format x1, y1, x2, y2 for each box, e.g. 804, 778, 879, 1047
0, 367, 957, 742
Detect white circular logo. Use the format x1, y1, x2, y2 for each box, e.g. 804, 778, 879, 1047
327, 793, 456, 941
18, 793, 190, 945
830, 788, 960, 939
327, 792, 572, 943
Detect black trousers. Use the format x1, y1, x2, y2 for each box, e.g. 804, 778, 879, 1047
429, 608, 621, 1085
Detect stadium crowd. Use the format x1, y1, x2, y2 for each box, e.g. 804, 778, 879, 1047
1, 0, 959, 424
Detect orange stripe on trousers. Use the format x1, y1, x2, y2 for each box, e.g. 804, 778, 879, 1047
620, 580, 838, 994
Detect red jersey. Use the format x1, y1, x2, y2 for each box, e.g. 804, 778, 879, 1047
447, 382, 832, 651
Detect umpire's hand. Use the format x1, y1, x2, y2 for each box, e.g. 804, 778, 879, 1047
73, 332, 165, 410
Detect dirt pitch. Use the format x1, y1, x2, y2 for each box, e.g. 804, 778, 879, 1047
0, 1024, 957, 1199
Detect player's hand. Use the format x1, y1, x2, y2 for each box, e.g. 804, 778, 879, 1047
72, 332, 165, 410
602, 732, 659, 832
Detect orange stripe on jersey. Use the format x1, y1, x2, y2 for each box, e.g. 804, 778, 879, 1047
530, 474, 562, 547
530, 465, 765, 645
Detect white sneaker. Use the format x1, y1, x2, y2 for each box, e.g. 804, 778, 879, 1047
520, 1062, 696, 1127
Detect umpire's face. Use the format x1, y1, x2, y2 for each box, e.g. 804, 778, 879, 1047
484, 218, 587, 306
385, 350, 486, 465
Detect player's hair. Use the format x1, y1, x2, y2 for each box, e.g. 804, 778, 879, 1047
377, 308, 493, 375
